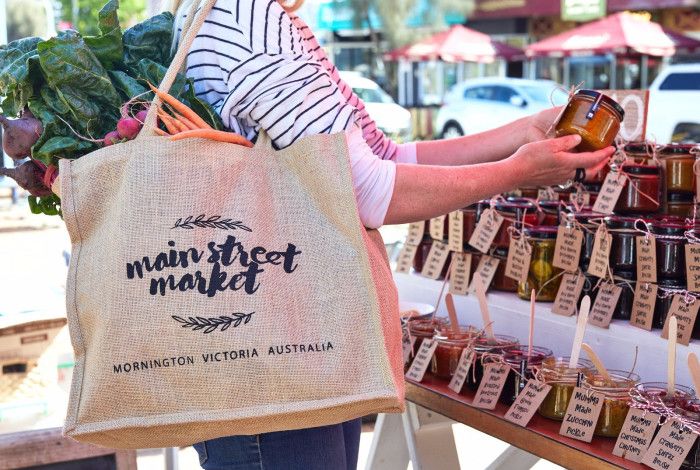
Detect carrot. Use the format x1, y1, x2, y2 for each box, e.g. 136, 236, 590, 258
172, 112, 199, 131
169, 129, 253, 147
153, 127, 169, 137
148, 83, 212, 130
157, 111, 178, 135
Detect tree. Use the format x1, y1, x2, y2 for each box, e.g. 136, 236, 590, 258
57, 0, 147, 34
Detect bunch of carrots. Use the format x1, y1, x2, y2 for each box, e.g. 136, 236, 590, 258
148, 83, 253, 147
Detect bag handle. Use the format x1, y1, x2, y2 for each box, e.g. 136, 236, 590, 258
139, 0, 218, 137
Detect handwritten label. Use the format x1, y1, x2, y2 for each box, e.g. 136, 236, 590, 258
469, 256, 500, 294
538, 187, 557, 201
661, 295, 700, 346
685, 244, 700, 292
641, 419, 698, 470
551, 272, 586, 316
449, 252, 472, 296
592, 172, 626, 215
405, 339, 438, 382
636, 236, 658, 284
406, 221, 426, 246
613, 408, 660, 462
630, 283, 659, 331
559, 387, 605, 443
569, 191, 591, 207
421, 241, 450, 280
468, 209, 504, 254
402, 333, 417, 365
448, 211, 464, 252
587, 225, 612, 278
396, 243, 418, 274
472, 363, 510, 410
505, 237, 531, 283
588, 282, 623, 328
553, 225, 584, 272
430, 216, 446, 241
448, 348, 475, 394
504, 381, 553, 427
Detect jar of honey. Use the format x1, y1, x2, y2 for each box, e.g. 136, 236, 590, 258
466, 335, 520, 391
499, 346, 553, 405
555, 90, 624, 152
662, 144, 696, 195
583, 370, 639, 438
615, 165, 661, 215
492, 248, 519, 292
430, 326, 482, 380
518, 227, 562, 302
667, 193, 695, 219
538, 357, 592, 420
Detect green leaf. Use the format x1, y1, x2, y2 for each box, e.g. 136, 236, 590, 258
84, 0, 123, 70
28, 96, 93, 165
0, 39, 42, 116
122, 12, 174, 69
33, 136, 95, 163
109, 70, 147, 100
135, 58, 187, 98
187, 95, 224, 130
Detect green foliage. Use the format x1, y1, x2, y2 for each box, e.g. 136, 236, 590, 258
58, 0, 147, 35
122, 12, 174, 69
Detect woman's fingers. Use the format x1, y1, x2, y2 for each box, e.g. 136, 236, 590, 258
560, 146, 616, 169
548, 134, 582, 152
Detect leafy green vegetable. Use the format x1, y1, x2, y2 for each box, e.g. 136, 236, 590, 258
135, 58, 187, 98
28, 194, 61, 216
185, 90, 224, 130
0, 37, 42, 116
33, 136, 95, 163
84, 0, 124, 70
122, 12, 174, 70
109, 70, 147, 100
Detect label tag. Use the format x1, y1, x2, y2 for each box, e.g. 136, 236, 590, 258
553, 225, 584, 272
641, 419, 698, 470
396, 243, 418, 274
636, 236, 658, 284
448, 348, 475, 394
421, 241, 450, 280
430, 216, 446, 241
504, 381, 553, 427
537, 187, 557, 201
469, 256, 500, 294
630, 283, 658, 331
505, 236, 531, 283
448, 211, 464, 252
402, 333, 417, 365
559, 387, 605, 443
406, 221, 425, 246
662, 295, 700, 346
685, 244, 700, 292
592, 172, 626, 214
449, 252, 472, 296
588, 282, 623, 328
613, 409, 660, 463
472, 363, 510, 410
551, 272, 586, 316
569, 191, 591, 207
405, 339, 438, 382
587, 225, 612, 278
468, 208, 504, 254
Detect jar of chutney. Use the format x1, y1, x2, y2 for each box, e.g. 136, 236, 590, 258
407, 317, 448, 356
538, 357, 592, 420
584, 370, 640, 438
555, 90, 624, 152
662, 144, 696, 194
493, 201, 538, 249
675, 400, 700, 469
615, 164, 661, 214
518, 227, 562, 302
430, 326, 481, 380
466, 335, 520, 391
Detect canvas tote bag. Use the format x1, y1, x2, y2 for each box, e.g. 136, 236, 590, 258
56, 0, 404, 449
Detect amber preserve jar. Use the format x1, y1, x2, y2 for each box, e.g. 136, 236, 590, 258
538, 357, 592, 420
615, 164, 661, 214
555, 90, 624, 152
518, 227, 562, 302
662, 144, 696, 194
430, 326, 481, 380
584, 370, 639, 438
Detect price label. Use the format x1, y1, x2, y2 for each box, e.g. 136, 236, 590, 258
472, 363, 510, 410
421, 241, 450, 280
537, 187, 557, 201
449, 252, 472, 296
592, 172, 626, 215
405, 339, 438, 383
559, 387, 605, 443
641, 419, 698, 470
406, 221, 425, 246
613, 408, 660, 463
447, 348, 475, 394
587, 225, 612, 278
468, 209, 504, 254
569, 191, 591, 207
551, 272, 586, 317
588, 282, 623, 328
396, 243, 418, 274
685, 244, 700, 292
448, 211, 464, 252
661, 295, 700, 346
636, 236, 657, 284
469, 255, 500, 294
430, 216, 446, 241
553, 225, 584, 272
505, 237, 531, 283
504, 381, 552, 427
630, 283, 658, 331
402, 333, 417, 365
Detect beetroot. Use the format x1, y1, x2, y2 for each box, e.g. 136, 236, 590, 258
117, 117, 142, 140
103, 131, 121, 146
0, 160, 52, 197
0, 114, 43, 160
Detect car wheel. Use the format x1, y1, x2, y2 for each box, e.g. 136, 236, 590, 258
442, 122, 464, 139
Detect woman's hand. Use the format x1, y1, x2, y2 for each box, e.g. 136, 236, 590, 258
526, 106, 564, 143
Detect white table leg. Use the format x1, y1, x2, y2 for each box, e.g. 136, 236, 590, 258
485, 445, 540, 470
366, 413, 411, 470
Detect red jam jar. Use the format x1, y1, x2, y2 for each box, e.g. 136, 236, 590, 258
624, 142, 654, 164
499, 346, 553, 405
407, 317, 449, 357
555, 90, 624, 152
632, 382, 695, 408
466, 335, 520, 391
662, 144, 696, 195
430, 326, 482, 380
605, 216, 639, 273
493, 201, 539, 249
615, 164, 661, 214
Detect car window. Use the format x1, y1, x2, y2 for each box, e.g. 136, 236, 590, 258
352, 87, 395, 104
492, 86, 519, 103
464, 86, 496, 101
659, 73, 700, 91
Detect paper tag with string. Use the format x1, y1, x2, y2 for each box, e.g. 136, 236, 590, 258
505, 232, 531, 283
472, 363, 510, 410
588, 281, 623, 328
448, 211, 464, 252
469, 255, 500, 294
641, 419, 698, 470
553, 224, 584, 272
569, 188, 591, 208
448, 347, 476, 394
406, 221, 426, 246
402, 332, 416, 365
405, 338, 438, 382
552, 272, 586, 317
468, 208, 504, 254
612, 408, 660, 462
396, 243, 418, 274
661, 295, 700, 346
421, 241, 450, 280
559, 387, 605, 443
587, 224, 612, 278
504, 380, 552, 428
430, 216, 446, 241
537, 187, 558, 202
636, 236, 657, 284
449, 252, 472, 296
685, 244, 700, 292
630, 283, 658, 331
592, 172, 626, 215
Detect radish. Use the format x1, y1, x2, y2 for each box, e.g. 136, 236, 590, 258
0, 114, 43, 160
116, 117, 142, 140
135, 110, 148, 123
103, 131, 121, 146
0, 160, 52, 197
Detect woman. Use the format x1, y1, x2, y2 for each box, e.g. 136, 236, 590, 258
166, 1, 614, 468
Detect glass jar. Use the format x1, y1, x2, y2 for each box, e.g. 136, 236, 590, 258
567, 211, 603, 272
624, 142, 654, 164
520, 187, 539, 199
430, 326, 482, 380
462, 205, 479, 244
413, 241, 452, 280
518, 227, 562, 302
653, 279, 685, 329
606, 216, 639, 273
614, 272, 635, 321
407, 317, 449, 356
584, 370, 640, 438
662, 144, 696, 195
492, 247, 519, 292
539, 201, 562, 226
632, 382, 695, 409
466, 335, 520, 391
499, 346, 553, 405
555, 89, 624, 152
615, 165, 661, 215
675, 400, 700, 469
667, 193, 695, 219
493, 201, 539, 249
538, 357, 593, 420
651, 222, 687, 281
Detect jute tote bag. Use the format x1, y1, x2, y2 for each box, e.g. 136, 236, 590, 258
57, 0, 403, 449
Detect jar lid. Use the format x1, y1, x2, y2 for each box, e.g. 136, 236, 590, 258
574, 89, 625, 121
658, 278, 687, 289
668, 192, 694, 203
660, 143, 697, 155
624, 141, 654, 155
620, 164, 660, 176
524, 226, 558, 239
650, 221, 687, 237
604, 215, 639, 230
539, 200, 561, 210
496, 201, 534, 213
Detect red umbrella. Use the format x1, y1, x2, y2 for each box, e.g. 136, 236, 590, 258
384, 25, 525, 63
526, 12, 700, 58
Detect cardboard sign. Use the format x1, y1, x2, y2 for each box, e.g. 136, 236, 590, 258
553, 225, 584, 272
662, 295, 700, 346
472, 363, 510, 410
505, 237, 531, 283
685, 244, 700, 292
504, 381, 553, 427
469, 256, 500, 294
630, 283, 659, 331
600, 90, 649, 142
447, 348, 475, 394
421, 241, 450, 280
592, 172, 626, 215
637, 236, 658, 284
448, 211, 464, 252
449, 252, 472, 296
468, 208, 504, 254
405, 339, 438, 382
589, 282, 623, 328
587, 225, 612, 278
552, 272, 586, 317
430, 216, 446, 241
613, 408, 660, 463
406, 221, 426, 246
396, 243, 418, 274
641, 419, 698, 470
559, 387, 605, 443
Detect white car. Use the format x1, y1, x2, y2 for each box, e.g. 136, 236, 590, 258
647, 64, 700, 143
436, 78, 567, 138
339, 72, 412, 141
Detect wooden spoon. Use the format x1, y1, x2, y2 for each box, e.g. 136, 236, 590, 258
582, 343, 612, 383
475, 281, 495, 340
445, 293, 460, 334
668, 316, 678, 396
569, 296, 590, 368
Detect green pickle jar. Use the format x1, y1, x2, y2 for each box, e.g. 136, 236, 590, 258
584, 370, 640, 438
518, 227, 562, 302
538, 357, 593, 420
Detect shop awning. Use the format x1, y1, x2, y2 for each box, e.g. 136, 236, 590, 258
525, 12, 700, 58
384, 25, 525, 63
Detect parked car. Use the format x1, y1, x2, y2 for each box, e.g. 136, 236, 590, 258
435, 78, 568, 138
339, 72, 412, 141
647, 63, 700, 143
